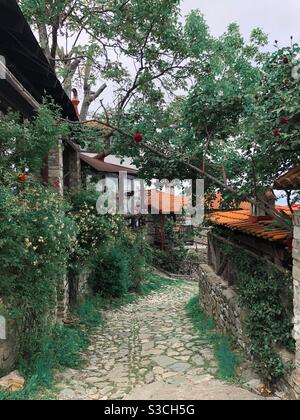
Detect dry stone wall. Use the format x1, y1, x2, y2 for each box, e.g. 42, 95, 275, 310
285, 211, 300, 398
198, 263, 245, 349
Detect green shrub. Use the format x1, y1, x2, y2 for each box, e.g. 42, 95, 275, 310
89, 246, 130, 297
0, 184, 77, 359
220, 241, 294, 384
152, 219, 187, 273
68, 190, 128, 270
0, 325, 88, 400
73, 297, 103, 328
120, 230, 152, 290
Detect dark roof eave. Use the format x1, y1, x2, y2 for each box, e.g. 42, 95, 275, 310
0, 0, 78, 121
80, 154, 138, 176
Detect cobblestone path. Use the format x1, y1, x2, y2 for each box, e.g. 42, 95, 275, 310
56, 281, 264, 400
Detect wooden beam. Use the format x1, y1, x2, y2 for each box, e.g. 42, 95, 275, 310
0, 60, 40, 111
210, 232, 290, 275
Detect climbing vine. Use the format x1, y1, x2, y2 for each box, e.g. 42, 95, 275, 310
219, 241, 294, 384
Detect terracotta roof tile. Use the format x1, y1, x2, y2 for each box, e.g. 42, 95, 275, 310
209, 208, 292, 243
147, 190, 190, 214
206, 193, 251, 211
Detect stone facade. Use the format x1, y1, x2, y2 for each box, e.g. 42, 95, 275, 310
0, 320, 17, 372
199, 215, 300, 399
0, 267, 91, 372
285, 211, 300, 398
56, 275, 69, 322
198, 263, 245, 348
57, 269, 91, 322
63, 141, 81, 192
47, 140, 64, 195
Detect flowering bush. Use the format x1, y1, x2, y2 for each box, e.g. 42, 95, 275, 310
0, 183, 77, 357
0, 105, 69, 179
68, 190, 151, 296
68, 190, 128, 269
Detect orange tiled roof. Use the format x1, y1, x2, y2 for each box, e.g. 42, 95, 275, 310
209, 208, 292, 243
206, 193, 251, 211
146, 190, 190, 214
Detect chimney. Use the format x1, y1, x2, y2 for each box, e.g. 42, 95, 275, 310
72, 88, 80, 119
250, 190, 276, 221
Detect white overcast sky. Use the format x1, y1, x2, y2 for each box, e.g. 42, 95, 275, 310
181, 0, 300, 45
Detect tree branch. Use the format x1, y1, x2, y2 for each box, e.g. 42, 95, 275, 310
67, 118, 292, 231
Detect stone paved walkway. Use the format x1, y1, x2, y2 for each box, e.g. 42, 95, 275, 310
55, 281, 265, 400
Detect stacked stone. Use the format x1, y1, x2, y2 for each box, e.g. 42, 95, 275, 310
198, 264, 244, 349
47, 141, 64, 195
291, 211, 300, 397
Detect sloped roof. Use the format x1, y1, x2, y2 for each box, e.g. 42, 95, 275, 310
206, 193, 251, 211
0, 0, 78, 120
209, 208, 294, 243
80, 153, 138, 175
274, 166, 300, 190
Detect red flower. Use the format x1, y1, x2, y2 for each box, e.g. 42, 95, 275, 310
273, 129, 281, 136
51, 179, 61, 188
280, 116, 289, 125
18, 173, 26, 183
133, 133, 143, 143
284, 79, 290, 85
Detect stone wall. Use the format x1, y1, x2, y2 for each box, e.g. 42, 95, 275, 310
0, 319, 17, 372
0, 267, 91, 373
283, 211, 300, 398
56, 269, 91, 322
199, 219, 300, 399
63, 141, 81, 192
47, 140, 64, 195
198, 263, 245, 348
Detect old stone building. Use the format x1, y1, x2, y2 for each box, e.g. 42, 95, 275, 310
274, 166, 300, 398
0, 1, 82, 370
199, 169, 300, 398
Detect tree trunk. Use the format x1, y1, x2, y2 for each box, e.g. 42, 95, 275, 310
37, 24, 50, 60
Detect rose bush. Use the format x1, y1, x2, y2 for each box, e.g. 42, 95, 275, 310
0, 182, 77, 358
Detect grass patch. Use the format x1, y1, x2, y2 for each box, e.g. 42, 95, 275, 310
73, 296, 104, 329
97, 272, 183, 310
139, 273, 183, 295
186, 294, 240, 380
0, 324, 89, 401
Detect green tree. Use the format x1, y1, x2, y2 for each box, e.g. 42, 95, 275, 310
19, 0, 198, 121
89, 18, 299, 228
